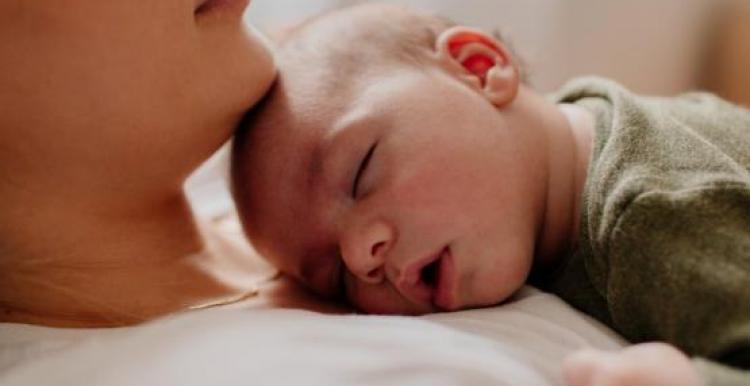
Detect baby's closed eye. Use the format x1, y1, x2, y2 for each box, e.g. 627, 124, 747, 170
352, 142, 379, 198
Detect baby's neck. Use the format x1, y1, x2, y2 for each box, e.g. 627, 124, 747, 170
534, 101, 595, 268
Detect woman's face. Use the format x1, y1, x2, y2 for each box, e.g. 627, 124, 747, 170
0, 0, 275, 196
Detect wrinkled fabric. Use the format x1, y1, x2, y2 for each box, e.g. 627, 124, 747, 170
545, 77, 750, 385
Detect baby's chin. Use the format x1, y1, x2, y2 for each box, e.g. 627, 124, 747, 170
351, 292, 493, 316
356, 303, 435, 316
347, 288, 436, 316
347, 279, 521, 316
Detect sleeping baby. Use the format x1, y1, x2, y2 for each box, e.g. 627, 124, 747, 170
230, 4, 750, 386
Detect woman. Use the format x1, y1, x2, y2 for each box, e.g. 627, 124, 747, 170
0, 0, 279, 327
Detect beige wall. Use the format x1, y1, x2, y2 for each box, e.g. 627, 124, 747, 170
247, 0, 734, 96
703, 0, 750, 107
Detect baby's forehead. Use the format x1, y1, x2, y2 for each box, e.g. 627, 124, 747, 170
239, 85, 337, 216
240, 39, 418, 238
242, 130, 336, 279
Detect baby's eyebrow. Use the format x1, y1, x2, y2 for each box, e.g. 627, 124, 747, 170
306, 123, 348, 191
305, 109, 378, 193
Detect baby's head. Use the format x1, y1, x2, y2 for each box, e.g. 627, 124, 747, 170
232, 4, 559, 314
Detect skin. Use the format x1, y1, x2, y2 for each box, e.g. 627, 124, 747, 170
235, 15, 588, 319
233, 5, 704, 385
0, 0, 275, 326
564, 343, 703, 386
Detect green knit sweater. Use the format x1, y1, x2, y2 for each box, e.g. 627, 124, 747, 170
545, 77, 750, 385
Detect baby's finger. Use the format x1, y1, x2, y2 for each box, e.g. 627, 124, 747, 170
562, 349, 615, 386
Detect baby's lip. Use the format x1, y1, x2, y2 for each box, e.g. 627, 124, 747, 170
432, 248, 457, 311
396, 246, 456, 310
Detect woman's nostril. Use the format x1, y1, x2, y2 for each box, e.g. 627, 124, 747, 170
371, 241, 387, 257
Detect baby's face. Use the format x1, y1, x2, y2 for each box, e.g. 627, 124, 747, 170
237, 61, 547, 314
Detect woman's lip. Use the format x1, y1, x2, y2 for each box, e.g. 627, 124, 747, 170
432, 248, 456, 311
194, 0, 250, 17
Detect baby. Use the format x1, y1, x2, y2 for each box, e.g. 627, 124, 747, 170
231, 4, 750, 386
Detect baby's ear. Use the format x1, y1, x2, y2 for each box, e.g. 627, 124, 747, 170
435, 26, 520, 107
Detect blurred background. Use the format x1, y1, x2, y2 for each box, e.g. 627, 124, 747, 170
245, 0, 750, 106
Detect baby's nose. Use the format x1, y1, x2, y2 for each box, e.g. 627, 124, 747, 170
341, 220, 395, 285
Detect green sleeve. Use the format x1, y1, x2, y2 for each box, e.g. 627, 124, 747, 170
600, 182, 750, 383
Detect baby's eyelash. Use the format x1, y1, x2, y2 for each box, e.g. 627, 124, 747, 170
352, 142, 378, 198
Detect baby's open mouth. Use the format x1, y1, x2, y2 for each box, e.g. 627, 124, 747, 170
421, 257, 440, 287
401, 246, 456, 311
430, 247, 456, 311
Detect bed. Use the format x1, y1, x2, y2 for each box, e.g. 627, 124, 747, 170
0, 148, 625, 386
0, 289, 624, 386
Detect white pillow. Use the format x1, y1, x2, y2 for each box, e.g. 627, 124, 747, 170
0, 288, 624, 386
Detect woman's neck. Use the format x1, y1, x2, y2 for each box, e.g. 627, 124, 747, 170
0, 191, 259, 327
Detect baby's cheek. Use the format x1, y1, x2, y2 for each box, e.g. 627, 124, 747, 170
385, 167, 477, 230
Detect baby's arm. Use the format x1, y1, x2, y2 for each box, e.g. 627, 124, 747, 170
563, 343, 703, 386
566, 185, 750, 385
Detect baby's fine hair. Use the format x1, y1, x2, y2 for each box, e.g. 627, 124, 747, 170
273, 4, 526, 86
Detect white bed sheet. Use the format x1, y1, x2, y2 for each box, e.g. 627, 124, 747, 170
0, 288, 624, 386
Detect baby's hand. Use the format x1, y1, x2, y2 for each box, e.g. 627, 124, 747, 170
563, 342, 704, 386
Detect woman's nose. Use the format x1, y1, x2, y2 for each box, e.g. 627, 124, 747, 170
341, 220, 395, 285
